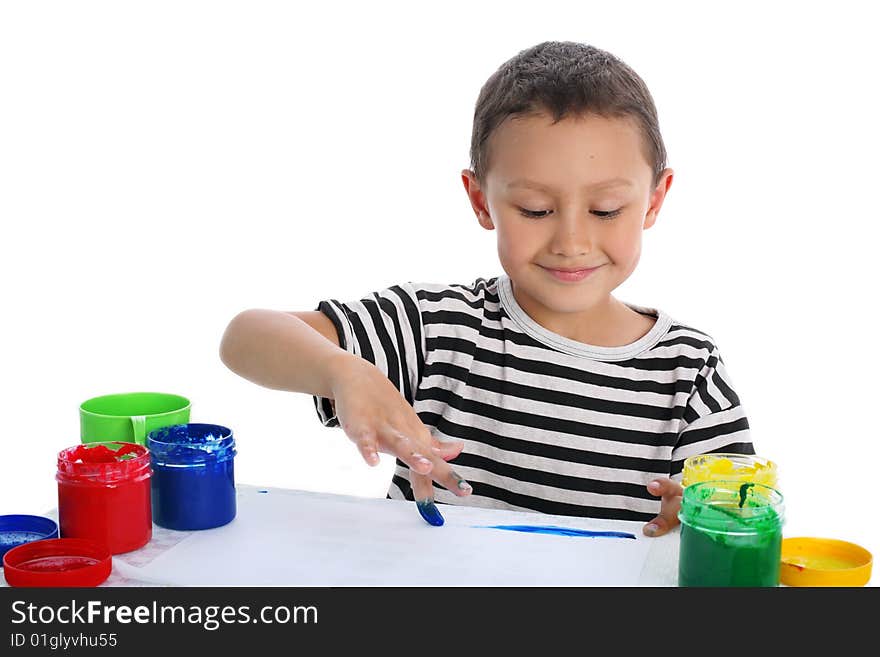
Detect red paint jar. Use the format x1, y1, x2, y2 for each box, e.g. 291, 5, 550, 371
56, 441, 152, 554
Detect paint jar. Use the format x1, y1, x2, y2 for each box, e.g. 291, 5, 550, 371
681, 453, 778, 489
56, 442, 152, 554
147, 423, 237, 531
678, 480, 784, 587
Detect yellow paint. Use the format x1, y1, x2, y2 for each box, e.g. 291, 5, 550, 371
682, 453, 777, 488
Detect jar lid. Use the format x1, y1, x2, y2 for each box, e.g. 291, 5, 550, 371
780, 537, 873, 587
2, 538, 112, 587
0, 515, 59, 561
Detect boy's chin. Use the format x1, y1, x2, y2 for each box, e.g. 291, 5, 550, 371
520, 282, 611, 314
541, 294, 609, 315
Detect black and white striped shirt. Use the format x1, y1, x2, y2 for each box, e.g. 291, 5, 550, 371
314, 274, 753, 522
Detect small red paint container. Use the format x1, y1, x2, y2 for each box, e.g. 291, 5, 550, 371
56, 441, 152, 554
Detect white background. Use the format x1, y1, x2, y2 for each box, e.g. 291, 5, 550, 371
2, 1, 877, 582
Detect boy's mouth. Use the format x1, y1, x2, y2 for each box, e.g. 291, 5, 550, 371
539, 264, 603, 282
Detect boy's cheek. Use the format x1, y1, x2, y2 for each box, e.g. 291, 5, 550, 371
495, 234, 538, 269
604, 224, 643, 255
603, 236, 642, 276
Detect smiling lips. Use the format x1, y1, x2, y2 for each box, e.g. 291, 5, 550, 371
541, 264, 603, 282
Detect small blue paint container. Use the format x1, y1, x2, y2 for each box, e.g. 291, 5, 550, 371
147, 423, 237, 531
0, 515, 59, 562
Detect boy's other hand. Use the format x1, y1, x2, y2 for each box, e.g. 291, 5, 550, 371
328, 355, 472, 516
643, 478, 683, 537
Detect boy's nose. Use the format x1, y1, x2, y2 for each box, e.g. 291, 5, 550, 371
549, 211, 594, 256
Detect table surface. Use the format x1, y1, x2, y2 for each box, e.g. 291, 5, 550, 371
2, 484, 681, 587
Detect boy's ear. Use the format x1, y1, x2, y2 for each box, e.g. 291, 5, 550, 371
644, 167, 674, 230
461, 169, 494, 230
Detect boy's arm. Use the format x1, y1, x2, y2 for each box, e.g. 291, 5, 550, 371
645, 343, 752, 538
669, 346, 753, 479
219, 307, 471, 511
219, 309, 350, 398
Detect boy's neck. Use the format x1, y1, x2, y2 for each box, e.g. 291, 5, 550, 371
510, 285, 656, 348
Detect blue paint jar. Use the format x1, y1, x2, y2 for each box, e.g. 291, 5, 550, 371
147, 423, 237, 531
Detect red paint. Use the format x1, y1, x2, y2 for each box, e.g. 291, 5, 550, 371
65, 443, 142, 464
56, 442, 152, 554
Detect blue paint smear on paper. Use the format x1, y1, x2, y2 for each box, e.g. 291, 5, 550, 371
476, 524, 636, 539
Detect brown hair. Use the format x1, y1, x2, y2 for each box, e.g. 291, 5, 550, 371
469, 41, 667, 189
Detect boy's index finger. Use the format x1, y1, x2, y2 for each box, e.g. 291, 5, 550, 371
411, 464, 472, 527
412, 472, 444, 527
388, 425, 472, 525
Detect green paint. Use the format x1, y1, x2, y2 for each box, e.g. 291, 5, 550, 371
738, 482, 754, 508
678, 481, 784, 587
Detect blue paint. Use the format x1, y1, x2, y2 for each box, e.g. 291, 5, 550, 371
0, 515, 59, 560
416, 499, 444, 526
0, 531, 45, 546
477, 524, 636, 539
147, 424, 237, 531
258, 490, 269, 494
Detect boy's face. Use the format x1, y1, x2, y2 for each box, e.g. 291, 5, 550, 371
462, 111, 673, 327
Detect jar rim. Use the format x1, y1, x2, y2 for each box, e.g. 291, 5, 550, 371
683, 452, 777, 468
679, 480, 785, 533
147, 423, 233, 447
682, 480, 784, 506
147, 424, 236, 465
56, 441, 151, 484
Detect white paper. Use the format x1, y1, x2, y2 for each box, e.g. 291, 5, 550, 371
113, 487, 654, 586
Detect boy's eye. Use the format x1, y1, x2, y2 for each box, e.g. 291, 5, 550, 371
517, 207, 623, 220
518, 208, 551, 219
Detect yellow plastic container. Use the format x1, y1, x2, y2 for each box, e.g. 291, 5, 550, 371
682, 453, 778, 489
780, 537, 873, 587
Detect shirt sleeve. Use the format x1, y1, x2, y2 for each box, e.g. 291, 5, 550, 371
669, 345, 754, 480
311, 282, 426, 427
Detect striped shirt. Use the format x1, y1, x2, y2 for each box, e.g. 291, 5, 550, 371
313, 274, 753, 522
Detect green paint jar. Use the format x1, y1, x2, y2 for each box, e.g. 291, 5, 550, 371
678, 481, 784, 587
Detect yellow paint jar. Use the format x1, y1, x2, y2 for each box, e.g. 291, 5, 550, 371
682, 453, 778, 489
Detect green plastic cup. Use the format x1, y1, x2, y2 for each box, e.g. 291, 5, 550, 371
80, 392, 191, 446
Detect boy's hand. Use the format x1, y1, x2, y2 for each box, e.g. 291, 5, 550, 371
643, 478, 683, 537
328, 355, 472, 523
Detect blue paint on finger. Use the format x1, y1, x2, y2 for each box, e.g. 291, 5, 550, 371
416, 499, 444, 527
476, 524, 635, 539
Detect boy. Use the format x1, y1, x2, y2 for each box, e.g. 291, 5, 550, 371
219, 41, 754, 537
